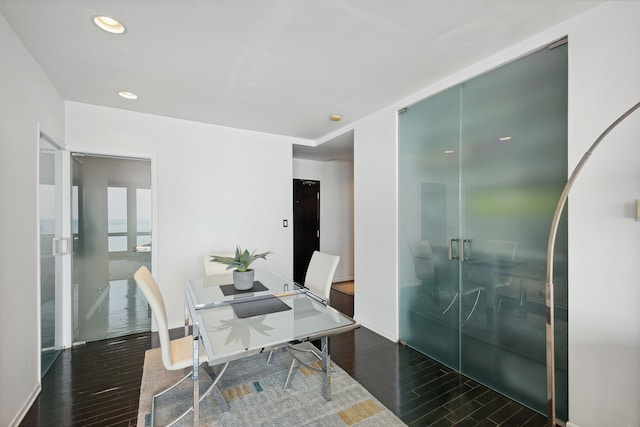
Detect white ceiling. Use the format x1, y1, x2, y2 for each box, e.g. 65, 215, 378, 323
1, 0, 600, 155
293, 130, 354, 161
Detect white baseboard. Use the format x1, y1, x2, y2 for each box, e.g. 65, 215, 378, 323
354, 316, 398, 342
10, 383, 41, 427
566, 422, 579, 427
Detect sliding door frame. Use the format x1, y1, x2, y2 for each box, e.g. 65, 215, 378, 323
37, 126, 73, 363
64, 145, 158, 343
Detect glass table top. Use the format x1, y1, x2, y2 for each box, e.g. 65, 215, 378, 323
185, 269, 356, 363
187, 269, 304, 309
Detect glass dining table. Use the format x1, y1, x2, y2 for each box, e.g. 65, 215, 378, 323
182, 269, 357, 426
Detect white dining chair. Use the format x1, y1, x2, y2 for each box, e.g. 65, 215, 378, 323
134, 266, 228, 426
203, 252, 234, 276
302, 251, 340, 302
280, 251, 340, 389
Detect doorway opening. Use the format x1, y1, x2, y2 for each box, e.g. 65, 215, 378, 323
398, 43, 568, 419
71, 154, 152, 343
293, 179, 320, 284
292, 131, 355, 308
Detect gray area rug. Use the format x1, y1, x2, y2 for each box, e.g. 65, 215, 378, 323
137, 343, 406, 426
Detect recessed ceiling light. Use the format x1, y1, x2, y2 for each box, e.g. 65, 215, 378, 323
92, 16, 126, 34
444, 150, 455, 154
498, 136, 512, 141
118, 91, 137, 100
329, 114, 342, 122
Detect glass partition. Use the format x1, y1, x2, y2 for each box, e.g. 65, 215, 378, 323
398, 87, 461, 368
399, 44, 568, 419
39, 137, 62, 375
72, 155, 152, 342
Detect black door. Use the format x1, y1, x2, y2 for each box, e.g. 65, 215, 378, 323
293, 179, 320, 284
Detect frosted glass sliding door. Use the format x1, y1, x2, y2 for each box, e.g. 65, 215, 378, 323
72, 155, 152, 342
398, 87, 461, 369
399, 44, 568, 419
39, 136, 64, 375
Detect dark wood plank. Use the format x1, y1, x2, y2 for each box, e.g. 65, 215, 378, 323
21, 291, 549, 426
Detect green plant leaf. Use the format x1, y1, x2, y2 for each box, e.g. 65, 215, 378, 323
210, 246, 272, 272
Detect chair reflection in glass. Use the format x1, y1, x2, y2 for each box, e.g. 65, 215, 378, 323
408, 240, 483, 325
465, 238, 518, 318
407, 240, 438, 302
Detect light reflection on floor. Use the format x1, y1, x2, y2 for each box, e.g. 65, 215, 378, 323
80, 278, 151, 342
74, 258, 152, 343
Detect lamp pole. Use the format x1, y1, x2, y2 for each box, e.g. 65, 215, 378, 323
545, 100, 640, 426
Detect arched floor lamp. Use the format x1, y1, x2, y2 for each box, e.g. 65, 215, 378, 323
545, 100, 640, 426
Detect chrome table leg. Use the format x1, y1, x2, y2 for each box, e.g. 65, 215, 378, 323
321, 336, 331, 401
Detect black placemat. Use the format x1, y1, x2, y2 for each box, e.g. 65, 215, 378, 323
231, 295, 292, 319
219, 281, 268, 296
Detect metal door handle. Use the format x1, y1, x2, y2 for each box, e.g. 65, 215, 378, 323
449, 238, 460, 260
52, 237, 70, 256
449, 238, 471, 261
460, 239, 470, 261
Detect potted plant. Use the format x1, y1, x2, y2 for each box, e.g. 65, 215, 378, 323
210, 246, 271, 290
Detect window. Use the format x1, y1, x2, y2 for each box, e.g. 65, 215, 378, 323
108, 187, 127, 252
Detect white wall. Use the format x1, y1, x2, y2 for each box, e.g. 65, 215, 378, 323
5, 2, 639, 425
0, 12, 65, 427
352, 2, 640, 425
565, 3, 640, 426
292, 158, 354, 282
353, 109, 398, 341
66, 102, 307, 329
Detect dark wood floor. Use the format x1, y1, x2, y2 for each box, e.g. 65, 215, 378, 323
21, 288, 549, 426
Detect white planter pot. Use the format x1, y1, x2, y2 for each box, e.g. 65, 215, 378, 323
233, 269, 255, 290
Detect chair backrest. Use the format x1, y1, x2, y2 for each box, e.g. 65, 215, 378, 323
408, 240, 435, 282
304, 251, 340, 301
204, 253, 234, 276
471, 239, 518, 285
133, 266, 174, 370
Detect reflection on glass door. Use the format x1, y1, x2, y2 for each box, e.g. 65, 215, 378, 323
72, 155, 152, 342
399, 87, 461, 369
39, 135, 63, 376
399, 44, 569, 419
